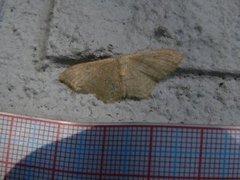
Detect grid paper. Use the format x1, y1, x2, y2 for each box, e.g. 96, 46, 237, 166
1, 112, 240, 179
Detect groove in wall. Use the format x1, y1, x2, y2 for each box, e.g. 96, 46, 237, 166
175, 68, 240, 79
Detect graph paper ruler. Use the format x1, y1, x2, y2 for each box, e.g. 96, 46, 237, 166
1, 112, 240, 179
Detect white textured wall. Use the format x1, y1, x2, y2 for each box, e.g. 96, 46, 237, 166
0, 0, 240, 125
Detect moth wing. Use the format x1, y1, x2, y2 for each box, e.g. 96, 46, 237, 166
59, 58, 123, 103
122, 48, 183, 99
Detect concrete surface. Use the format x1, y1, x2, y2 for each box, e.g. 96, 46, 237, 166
0, 0, 240, 125
48, 0, 240, 72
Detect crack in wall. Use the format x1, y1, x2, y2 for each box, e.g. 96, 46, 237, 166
0, 0, 6, 27
41, 0, 240, 80
42, 0, 55, 58
50, 53, 240, 80
175, 68, 240, 79
34, 0, 55, 71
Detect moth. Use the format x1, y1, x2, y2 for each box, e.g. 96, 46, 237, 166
59, 48, 183, 103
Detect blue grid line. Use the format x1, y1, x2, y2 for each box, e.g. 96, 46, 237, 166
74, 138, 211, 157
106, 147, 147, 154
2, 113, 240, 179
76, 132, 85, 170
29, 123, 38, 150
28, 163, 34, 179
152, 149, 240, 156
58, 144, 101, 153
173, 128, 179, 176
11, 136, 54, 148
122, 128, 129, 174
221, 131, 228, 177
11, 138, 43, 147
0, 133, 8, 144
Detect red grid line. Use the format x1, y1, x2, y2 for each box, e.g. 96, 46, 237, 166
3, 161, 240, 180
51, 124, 60, 180
0, 160, 7, 164
2, 112, 240, 130
4, 117, 14, 180
1, 112, 240, 179
147, 127, 153, 180
198, 129, 204, 179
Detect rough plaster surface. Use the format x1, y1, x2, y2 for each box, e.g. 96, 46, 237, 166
48, 0, 240, 72
0, 0, 240, 125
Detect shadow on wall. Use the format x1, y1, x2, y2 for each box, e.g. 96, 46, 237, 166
5, 127, 240, 179
5, 127, 151, 180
